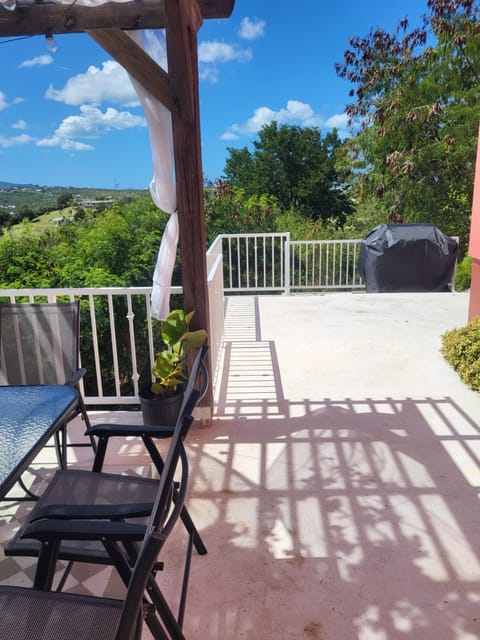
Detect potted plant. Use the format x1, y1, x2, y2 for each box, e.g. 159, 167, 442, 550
139, 308, 207, 426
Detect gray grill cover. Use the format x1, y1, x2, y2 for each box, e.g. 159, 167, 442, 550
358, 223, 458, 292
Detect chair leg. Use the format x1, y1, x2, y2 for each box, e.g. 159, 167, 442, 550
142, 436, 207, 556
91, 436, 109, 473
54, 424, 67, 470
143, 606, 170, 640
146, 577, 187, 640
77, 394, 97, 453
33, 540, 61, 590
177, 529, 194, 630
103, 541, 176, 640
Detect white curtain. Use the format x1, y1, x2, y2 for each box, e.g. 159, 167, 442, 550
127, 30, 178, 321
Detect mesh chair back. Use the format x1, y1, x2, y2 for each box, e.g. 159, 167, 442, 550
0, 302, 80, 386
179, 342, 209, 418
114, 413, 194, 640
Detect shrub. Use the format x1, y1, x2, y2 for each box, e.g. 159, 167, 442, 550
454, 255, 472, 291
441, 317, 480, 391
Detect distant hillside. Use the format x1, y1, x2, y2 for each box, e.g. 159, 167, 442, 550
0, 181, 36, 190
0, 184, 147, 213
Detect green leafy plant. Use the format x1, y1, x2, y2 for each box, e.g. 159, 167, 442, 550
441, 317, 480, 392
150, 309, 207, 396
454, 255, 472, 291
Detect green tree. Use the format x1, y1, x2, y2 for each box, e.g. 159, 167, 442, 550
11, 205, 36, 224
223, 122, 353, 226
0, 195, 167, 289
204, 180, 279, 243
0, 208, 11, 228
335, 0, 480, 249
56, 190, 74, 209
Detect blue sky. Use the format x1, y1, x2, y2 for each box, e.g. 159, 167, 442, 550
0, 0, 428, 189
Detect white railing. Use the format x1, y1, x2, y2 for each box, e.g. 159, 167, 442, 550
206, 235, 225, 391
0, 234, 367, 405
219, 232, 290, 292
0, 286, 183, 406
217, 233, 365, 293
286, 239, 364, 292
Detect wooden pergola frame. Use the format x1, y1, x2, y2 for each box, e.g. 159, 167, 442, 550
0, 0, 235, 410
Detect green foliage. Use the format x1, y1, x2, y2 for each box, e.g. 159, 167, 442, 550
0, 195, 172, 397
0, 195, 167, 289
150, 309, 207, 396
274, 208, 324, 240
441, 317, 480, 391
204, 180, 279, 243
337, 197, 387, 239
0, 209, 10, 227
455, 255, 472, 291
223, 123, 354, 226
336, 0, 480, 246
56, 191, 74, 209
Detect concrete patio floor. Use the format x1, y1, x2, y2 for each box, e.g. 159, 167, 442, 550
2, 291, 480, 640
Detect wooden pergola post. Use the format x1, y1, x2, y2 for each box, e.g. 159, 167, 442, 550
165, 0, 212, 410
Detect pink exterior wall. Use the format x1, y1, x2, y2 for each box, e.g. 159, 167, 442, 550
469, 260, 480, 319
468, 126, 480, 320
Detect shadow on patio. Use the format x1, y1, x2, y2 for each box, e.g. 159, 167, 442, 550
176, 293, 480, 639
1, 292, 480, 640
184, 395, 480, 639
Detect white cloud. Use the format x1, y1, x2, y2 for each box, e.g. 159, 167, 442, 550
45, 60, 138, 107
221, 100, 348, 140
199, 66, 219, 83
35, 104, 146, 151
325, 113, 349, 129
0, 134, 33, 148
58, 105, 145, 138
219, 131, 239, 141
238, 17, 265, 40
141, 30, 168, 70
36, 135, 94, 151
0, 98, 146, 153
198, 40, 252, 83
19, 54, 53, 68
198, 41, 252, 64
0, 92, 8, 111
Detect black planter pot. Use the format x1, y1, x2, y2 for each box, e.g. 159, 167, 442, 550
139, 391, 184, 426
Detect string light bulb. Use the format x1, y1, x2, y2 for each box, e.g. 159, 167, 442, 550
45, 32, 57, 53
1, 0, 17, 11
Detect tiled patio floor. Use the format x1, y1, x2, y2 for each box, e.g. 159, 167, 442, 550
1, 292, 480, 639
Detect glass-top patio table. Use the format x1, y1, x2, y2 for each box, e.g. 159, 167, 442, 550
0, 385, 78, 499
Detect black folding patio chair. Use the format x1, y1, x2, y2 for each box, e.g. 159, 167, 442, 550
0, 301, 95, 468
5, 343, 209, 592
0, 411, 196, 640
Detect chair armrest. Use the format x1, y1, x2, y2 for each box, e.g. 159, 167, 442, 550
30, 502, 154, 522
65, 368, 86, 386
86, 423, 176, 439
21, 518, 147, 542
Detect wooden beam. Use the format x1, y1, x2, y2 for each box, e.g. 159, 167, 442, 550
165, 0, 212, 408
184, 0, 203, 32
0, 0, 234, 37
165, 0, 197, 124
87, 28, 172, 111
198, 0, 233, 20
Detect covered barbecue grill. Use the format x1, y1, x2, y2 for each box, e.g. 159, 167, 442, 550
358, 223, 458, 292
